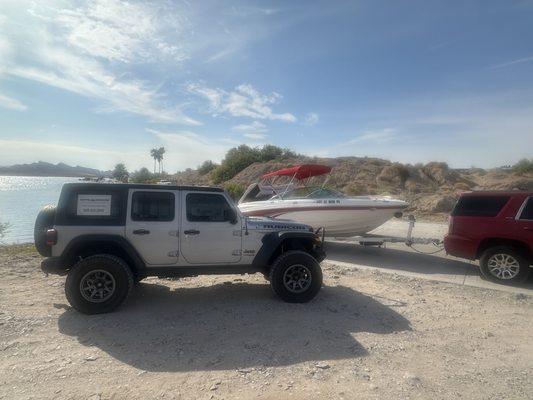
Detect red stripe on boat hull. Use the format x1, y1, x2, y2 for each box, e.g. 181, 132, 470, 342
242, 204, 407, 217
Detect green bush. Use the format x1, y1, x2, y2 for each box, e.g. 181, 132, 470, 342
224, 182, 245, 201
131, 167, 154, 183
513, 158, 533, 174
112, 163, 129, 182
212, 144, 298, 184
198, 160, 217, 175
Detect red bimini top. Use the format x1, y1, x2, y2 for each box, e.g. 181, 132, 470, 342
262, 164, 332, 180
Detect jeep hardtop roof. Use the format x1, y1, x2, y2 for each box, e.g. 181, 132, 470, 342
459, 190, 532, 197
61, 182, 224, 192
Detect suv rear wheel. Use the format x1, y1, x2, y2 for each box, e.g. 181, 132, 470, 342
269, 250, 322, 303
65, 254, 134, 314
479, 246, 530, 283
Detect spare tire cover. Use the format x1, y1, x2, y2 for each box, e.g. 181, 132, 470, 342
34, 205, 57, 257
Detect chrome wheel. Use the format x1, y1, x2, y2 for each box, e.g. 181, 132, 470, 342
80, 269, 116, 303
283, 264, 312, 293
487, 253, 520, 280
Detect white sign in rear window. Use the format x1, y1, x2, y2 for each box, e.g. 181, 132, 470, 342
77, 194, 112, 216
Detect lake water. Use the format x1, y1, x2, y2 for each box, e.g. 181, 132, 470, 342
0, 176, 79, 244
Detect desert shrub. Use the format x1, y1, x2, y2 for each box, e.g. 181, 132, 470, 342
454, 182, 471, 191
212, 144, 298, 184
198, 160, 217, 175
512, 158, 533, 174
131, 167, 154, 183
0, 221, 9, 240
224, 182, 245, 201
343, 183, 366, 195
405, 180, 421, 194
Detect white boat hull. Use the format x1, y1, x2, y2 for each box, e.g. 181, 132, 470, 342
239, 198, 408, 237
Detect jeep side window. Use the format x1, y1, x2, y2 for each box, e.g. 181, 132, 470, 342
186, 193, 233, 222
519, 198, 533, 220
451, 196, 509, 217
131, 192, 175, 221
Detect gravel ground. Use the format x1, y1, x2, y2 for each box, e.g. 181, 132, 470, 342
1, 244, 532, 400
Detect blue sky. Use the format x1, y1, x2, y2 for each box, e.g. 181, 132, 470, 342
0, 0, 532, 172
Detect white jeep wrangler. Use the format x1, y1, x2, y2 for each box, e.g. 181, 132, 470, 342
35, 183, 326, 314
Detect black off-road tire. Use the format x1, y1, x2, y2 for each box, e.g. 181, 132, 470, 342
65, 255, 134, 314
269, 250, 322, 303
479, 246, 530, 284
34, 205, 56, 257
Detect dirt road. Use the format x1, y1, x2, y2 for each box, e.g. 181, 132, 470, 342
1, 244, 532, 400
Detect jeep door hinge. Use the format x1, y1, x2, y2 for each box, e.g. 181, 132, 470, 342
167, 250, 179, 257
168, 230, 179, 237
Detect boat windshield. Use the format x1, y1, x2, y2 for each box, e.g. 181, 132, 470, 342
271, 186, 346, 200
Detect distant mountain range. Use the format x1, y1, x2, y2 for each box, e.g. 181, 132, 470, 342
0, 162, 111, 177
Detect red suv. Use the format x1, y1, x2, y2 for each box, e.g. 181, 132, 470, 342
444, 191, 533, 283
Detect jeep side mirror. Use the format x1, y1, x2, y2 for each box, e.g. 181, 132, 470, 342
225, 208, 238, 224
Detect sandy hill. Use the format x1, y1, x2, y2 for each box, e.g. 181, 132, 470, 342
174, 157, 533, 219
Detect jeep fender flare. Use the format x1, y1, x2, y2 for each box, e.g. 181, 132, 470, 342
60, 234, 146, 272
252, 231, 319, 268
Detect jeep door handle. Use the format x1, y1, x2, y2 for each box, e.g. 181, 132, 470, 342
184, 229, 200, 235
132, 229, 150, 235
524, 227, 533, 231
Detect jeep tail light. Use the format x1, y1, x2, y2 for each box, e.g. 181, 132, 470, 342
46, 229, 57, 246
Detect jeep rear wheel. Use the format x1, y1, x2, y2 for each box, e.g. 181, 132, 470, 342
480, 246, 530, 284
65, 255, 133, 314
269, 251, 322, 303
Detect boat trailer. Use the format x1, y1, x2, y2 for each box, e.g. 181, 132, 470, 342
322, 215, 444, 252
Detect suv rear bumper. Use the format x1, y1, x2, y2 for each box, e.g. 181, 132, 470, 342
41, 257, 68, 275
443, 234, 477, 260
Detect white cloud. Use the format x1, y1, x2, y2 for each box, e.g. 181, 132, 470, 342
490, 55, 533, 70
187, 82, 296, 122
348, 128, 397, 144
304, 112, 319, 126
232, 120, 268, 133
0, 93, 27, 111
243, 132, 267, 140
55, 0, 187, 63
0, 0, 198, 124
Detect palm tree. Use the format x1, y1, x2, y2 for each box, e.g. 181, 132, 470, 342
150, 148, 158, 173
157, 147, 166, 173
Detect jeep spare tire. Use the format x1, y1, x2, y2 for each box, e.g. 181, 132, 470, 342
269, 250, 323, 303
34, 205, 56, 257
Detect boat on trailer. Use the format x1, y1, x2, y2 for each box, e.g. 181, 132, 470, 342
238, 164, 409, 237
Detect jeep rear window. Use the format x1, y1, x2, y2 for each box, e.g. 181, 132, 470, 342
451, 196, 509, 217
519, 198, 533, 220
186, 193, 232, 222
131, 192, 175, 222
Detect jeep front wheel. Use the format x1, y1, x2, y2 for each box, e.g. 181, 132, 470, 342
269, 251, 323, 303
479, 246, 530, 284
65, 255, 133, 314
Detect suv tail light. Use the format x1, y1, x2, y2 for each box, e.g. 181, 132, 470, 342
448, 216, 454, 234
46, 229, 57, 246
